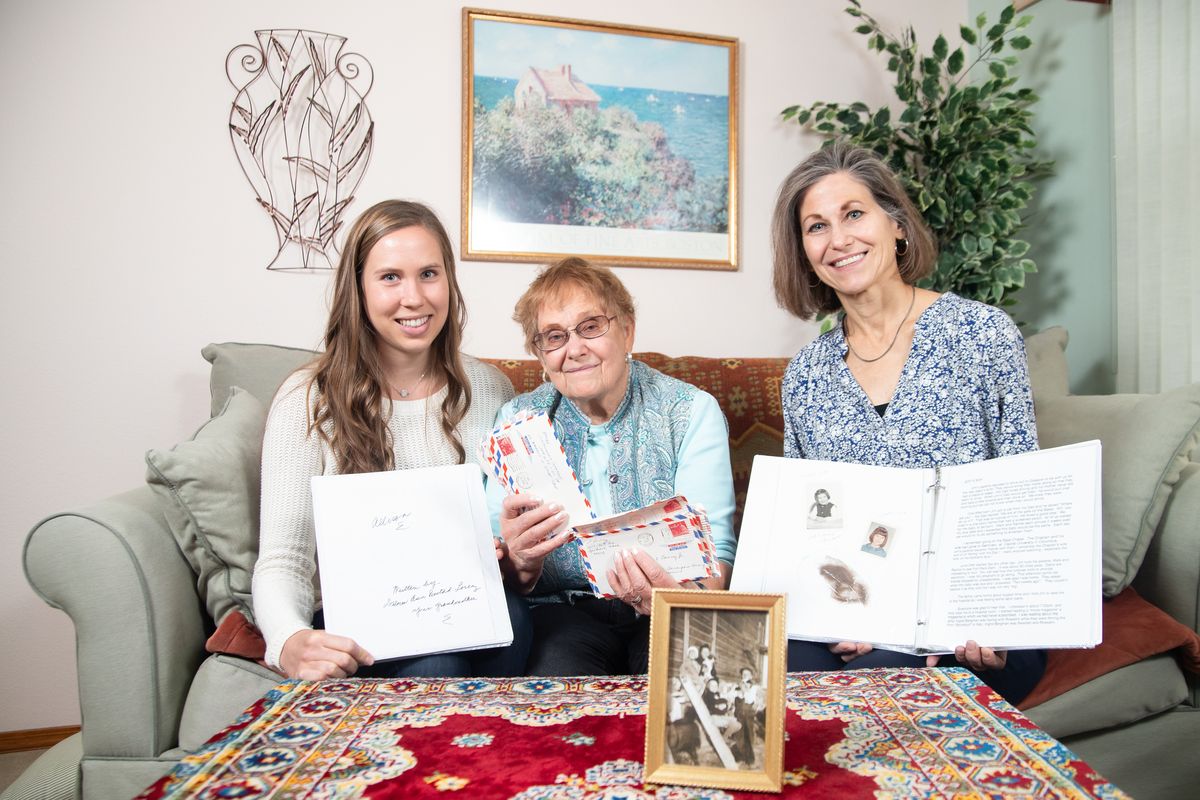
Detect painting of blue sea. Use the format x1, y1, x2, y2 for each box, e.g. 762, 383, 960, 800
465, 12, 738, 269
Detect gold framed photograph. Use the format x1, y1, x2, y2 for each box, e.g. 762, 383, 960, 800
644, 590, 785, 792
462, 8, 739, 270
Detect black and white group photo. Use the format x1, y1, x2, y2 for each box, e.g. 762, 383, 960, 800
663, 607, 769, 771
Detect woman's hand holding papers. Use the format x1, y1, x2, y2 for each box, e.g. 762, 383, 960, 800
828, 639, 1007, 672
927, 640, 1008, 671
279, 629, 374, 680
830, 641, 874, 663
499, 494, 571, 594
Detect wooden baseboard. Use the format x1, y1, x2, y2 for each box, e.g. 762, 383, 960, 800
0, 726, 80, 754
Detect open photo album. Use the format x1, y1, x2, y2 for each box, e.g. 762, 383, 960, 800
730, 441, 1102, 654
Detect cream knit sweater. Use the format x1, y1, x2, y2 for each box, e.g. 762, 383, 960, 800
252, 355, 515, 669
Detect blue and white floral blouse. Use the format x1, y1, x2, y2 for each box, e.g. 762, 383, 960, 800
782, 292, 1037, 467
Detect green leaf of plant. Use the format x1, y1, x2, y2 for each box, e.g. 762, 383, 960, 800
921, 76, 940, 101
948, 48, 965, 74
987, 23, 1006, 41
855, 24, 873, 34
933, 34, 948, 59
1010, 35, 1032, 50
989, 61, 1007, 79
976, 12, 987, 28
960, 25, 977, 45
1000, 4, 1015, 24
797, 109, 812, 124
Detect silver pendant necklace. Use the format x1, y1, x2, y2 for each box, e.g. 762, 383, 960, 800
844, 285, 917, 364
394, 369, 427, 399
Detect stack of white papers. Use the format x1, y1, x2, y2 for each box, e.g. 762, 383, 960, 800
311, 464, 513, 662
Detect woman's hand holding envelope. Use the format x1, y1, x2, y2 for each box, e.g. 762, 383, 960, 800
279, 629, 374, 680
606, 549, 731, 615
499, 494, 572, 594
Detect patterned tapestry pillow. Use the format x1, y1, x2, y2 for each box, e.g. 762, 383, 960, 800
146, 387, 266, 624
1036, 384, 1200, 596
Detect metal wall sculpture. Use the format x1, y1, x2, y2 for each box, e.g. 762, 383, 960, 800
227, 30, 374, 271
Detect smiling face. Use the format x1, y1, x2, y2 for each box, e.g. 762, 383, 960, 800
535, 288, 635, 423
798, 171, 906, 301
360, 226, 450, 371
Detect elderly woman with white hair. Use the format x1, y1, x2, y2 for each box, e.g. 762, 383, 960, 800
488, 257, 737, 677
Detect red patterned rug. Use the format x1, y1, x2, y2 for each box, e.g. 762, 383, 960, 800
138, 668, 1126, 799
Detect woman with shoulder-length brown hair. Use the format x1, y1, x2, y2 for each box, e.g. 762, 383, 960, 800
252, 199, 531, 681
487, 257, 737, 677
770, 142, 1043, 704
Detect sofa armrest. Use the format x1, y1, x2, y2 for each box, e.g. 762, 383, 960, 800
23, 485, 207, 760
1133, 459, 1200, 706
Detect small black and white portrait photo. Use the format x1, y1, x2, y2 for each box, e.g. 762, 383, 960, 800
805, 483, 844, 529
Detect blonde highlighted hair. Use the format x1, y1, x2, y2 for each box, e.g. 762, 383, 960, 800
309, 200, 470, 473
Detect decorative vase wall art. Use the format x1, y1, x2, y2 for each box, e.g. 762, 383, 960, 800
226, 30, 374, 271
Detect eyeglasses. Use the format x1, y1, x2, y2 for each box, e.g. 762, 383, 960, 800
532, 315, 616, 352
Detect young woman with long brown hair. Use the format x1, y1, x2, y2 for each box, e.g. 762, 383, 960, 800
252, 200, 531, 680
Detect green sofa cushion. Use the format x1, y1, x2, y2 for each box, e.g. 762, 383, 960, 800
145, 388, 267, 624
1036, 384, 1200, 597
202, 341, 316, 417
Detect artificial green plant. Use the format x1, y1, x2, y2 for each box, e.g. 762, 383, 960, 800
783, 0, 1051, 310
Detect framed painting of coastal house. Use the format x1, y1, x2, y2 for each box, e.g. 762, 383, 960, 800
462, 8, 739, 270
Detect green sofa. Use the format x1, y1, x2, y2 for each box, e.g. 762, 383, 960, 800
8, 329, 1199, 800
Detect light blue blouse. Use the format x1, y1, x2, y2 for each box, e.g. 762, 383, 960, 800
486, 390, 737, 566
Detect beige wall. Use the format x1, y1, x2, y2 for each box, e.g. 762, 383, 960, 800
0, 0, 966, 731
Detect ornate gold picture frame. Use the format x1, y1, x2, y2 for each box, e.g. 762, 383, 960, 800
462, 8, 739, 270
644, 590, 785, 792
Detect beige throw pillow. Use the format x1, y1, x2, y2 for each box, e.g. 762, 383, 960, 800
1036, 384, 1200, 596
202, 341, 316, 417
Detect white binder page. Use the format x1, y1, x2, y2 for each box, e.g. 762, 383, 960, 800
311, 464, 513, 661
926, 441, 1102, 651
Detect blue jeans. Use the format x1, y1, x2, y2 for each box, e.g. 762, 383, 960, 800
313, 585, 532, 679
786, 639, 1046, 705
